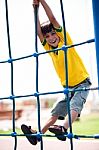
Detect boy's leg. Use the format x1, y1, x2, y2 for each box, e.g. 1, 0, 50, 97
21, 96, 68, 144
48, 110, 78, 141
41, 115, 58, 133
21, 115, 58, 145
49, 80, 91, 140
63, 109, 78, 129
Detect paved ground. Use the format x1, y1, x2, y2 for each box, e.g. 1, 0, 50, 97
0, 137, 99, 150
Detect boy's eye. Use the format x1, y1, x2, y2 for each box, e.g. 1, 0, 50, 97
45, 35, 49, 38
51, 31, 56, 35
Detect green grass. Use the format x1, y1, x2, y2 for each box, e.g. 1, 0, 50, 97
0, 128, 22, 135
0, 113, 99, 136
72, 113, 99, 135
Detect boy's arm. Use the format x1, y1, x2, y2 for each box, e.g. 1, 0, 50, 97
33, 0, 44, 42
37, 16, 44, 42
40, 0, 60, 28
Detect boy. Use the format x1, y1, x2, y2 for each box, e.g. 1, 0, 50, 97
21, 0, 91, 145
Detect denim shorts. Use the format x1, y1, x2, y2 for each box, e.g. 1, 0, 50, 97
51, 78, 91, 119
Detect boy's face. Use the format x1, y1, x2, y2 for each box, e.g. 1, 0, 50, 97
44, 29, 59, 48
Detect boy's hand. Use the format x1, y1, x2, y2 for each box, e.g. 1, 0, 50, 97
32, 0, 39, 8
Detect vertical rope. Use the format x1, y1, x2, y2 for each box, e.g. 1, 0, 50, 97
60, 0, 73, 149
34, 6, 43, 150
5, 0, 17, 150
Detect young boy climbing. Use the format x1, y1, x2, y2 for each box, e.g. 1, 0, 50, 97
21, 0, 91, 145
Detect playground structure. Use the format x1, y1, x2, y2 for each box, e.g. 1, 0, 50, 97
0, 0, 99, 150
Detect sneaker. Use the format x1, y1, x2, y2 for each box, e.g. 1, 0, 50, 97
21, 124, 38, 145
48, 125, 67, 141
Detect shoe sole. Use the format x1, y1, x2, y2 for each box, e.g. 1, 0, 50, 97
21, 124, 37, 145
49, 127, 66, 141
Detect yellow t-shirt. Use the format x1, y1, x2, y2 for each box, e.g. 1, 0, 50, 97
42, 26, 89, 87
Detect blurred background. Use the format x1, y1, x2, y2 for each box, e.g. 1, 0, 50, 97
0, 0, 99, 135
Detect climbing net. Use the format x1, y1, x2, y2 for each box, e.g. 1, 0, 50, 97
0, 0, 99, 150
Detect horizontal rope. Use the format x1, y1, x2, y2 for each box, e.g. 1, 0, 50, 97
0, 86, 99, 101
0, 132, 99, 139
0, 38, 95, 64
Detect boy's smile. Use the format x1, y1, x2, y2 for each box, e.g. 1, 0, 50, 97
44, 30, 60, 48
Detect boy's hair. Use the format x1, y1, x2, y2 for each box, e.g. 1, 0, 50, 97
41, 21, 54, 36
